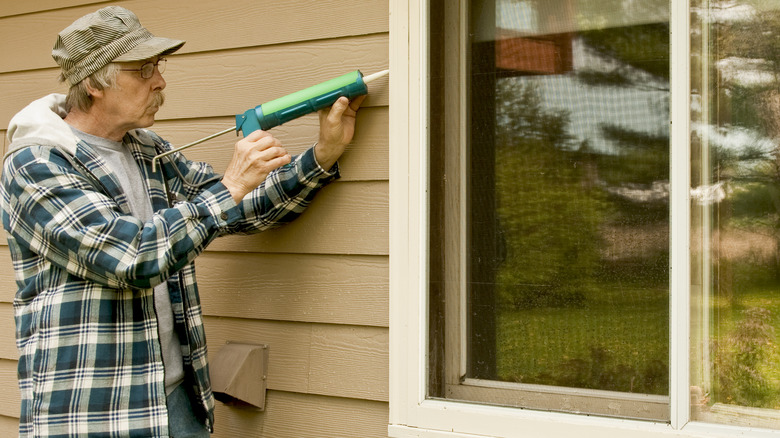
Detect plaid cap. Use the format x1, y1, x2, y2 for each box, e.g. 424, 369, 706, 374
52, 6, 185, 86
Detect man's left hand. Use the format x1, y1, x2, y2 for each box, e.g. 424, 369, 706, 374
315, 95, 366, 170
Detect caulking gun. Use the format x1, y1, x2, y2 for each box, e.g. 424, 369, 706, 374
152, 69, 389, 171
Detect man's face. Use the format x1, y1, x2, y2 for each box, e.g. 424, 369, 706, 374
98, 57, 167, 134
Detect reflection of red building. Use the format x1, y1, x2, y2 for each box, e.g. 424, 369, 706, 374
495, 29, 574, 75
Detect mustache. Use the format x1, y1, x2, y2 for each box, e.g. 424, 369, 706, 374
154, 92, 165, 107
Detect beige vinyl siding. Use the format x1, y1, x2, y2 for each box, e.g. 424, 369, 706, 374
0, 1, 389, 437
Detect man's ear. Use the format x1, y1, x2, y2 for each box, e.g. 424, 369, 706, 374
83, 77, 104, 100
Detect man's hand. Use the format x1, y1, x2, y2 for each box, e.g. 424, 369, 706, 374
315, 95, 366, 170
222, 129, 291, 203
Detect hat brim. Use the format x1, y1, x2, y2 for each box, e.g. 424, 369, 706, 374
113, 36, 185, 62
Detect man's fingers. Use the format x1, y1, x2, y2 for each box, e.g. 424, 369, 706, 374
238, 130, 282, 153
349, 95, 366, 112
268, 153, 292, 169
326, 96, 349, 120
244, 128, 269, 142
255, 145, 290, 163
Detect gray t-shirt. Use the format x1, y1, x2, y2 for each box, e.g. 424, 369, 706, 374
70, 127, 184, 395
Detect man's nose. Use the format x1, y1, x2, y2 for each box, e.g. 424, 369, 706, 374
152, 68, 166, 90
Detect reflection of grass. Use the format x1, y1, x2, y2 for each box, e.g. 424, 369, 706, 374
495, 282, 780, 405
497, 285, 669, 394
710, 287, 780, 408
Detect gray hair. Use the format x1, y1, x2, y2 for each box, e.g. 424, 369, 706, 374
59, 62, 120, 112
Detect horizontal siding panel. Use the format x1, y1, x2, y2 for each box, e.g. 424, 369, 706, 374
0, 249, 14, 302
0, 366, 390, 438
205, 317, 388, 402
208, 181, 388, 255
213, 391, 387, 438
309, 324, 389, 401
0, 71, 63, 127
0, 311, 388, 402
0, 33, 389, 129
0, 359, 18, 418
152, 106, 388, 181
0, 1, 101, 19
0, 182, 390, 303
0, 0, 388, 73
197, 253, 388, 327
0, 415, 18, 435
0, 181, 388, 257
0, 305, 15, 358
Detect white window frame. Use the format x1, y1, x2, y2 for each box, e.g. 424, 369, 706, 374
388, 0, 780, 437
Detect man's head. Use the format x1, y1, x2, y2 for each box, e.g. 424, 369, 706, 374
53, 6, 184, 113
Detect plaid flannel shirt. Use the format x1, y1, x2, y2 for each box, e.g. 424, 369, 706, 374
1, 94, 338, 437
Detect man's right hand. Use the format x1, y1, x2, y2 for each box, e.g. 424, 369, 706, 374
221, 129, 292, 204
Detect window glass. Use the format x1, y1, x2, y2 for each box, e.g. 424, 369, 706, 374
691, 0, 780, 429
428, 0, 671, 420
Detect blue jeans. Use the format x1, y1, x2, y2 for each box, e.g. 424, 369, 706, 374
166, 385, 210, 437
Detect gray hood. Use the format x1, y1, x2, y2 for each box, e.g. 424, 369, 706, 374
5, 94, 80, 161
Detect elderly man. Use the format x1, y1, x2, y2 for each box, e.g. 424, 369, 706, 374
1, 6, 364, 437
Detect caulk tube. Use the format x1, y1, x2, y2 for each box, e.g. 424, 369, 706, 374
236, 70, 368, 135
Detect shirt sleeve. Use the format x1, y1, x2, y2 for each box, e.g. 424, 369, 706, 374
1, 145, 234, 290
222, 145, 340, 234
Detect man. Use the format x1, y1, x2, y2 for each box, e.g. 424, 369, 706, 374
0, 6, 365, 437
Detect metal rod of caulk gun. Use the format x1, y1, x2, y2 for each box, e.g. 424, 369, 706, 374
152, 126, 235, 172
152, 70, 390, 172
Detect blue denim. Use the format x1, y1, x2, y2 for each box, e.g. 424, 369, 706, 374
167, 385, 211, 437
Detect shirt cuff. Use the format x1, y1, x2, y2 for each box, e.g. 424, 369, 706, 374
303, 144, 340, 180
194, 181, 243, 229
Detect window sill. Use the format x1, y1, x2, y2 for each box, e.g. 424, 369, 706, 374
389, 399, 780, 438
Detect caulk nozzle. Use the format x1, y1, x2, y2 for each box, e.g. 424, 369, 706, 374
363, 69, 390, 84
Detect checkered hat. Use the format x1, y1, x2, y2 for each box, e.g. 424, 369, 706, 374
52, 6, 185, 86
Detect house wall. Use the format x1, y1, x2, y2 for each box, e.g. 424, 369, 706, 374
0, 1, 390, 437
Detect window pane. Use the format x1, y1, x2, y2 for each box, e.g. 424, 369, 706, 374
429, 0, 671, 420
691, 0, 780, 429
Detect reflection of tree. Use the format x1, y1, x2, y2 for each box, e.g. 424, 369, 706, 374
703, 8, 780, 282
495, 80, 608, 309
577, 23, 670, 191
494, 16, 673, 308
579, 22, 670, 83
578, 20, 671, 289
493, 1, 673, 395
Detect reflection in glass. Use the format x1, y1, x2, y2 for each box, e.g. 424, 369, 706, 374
691, 0, 780, 429
429, 0, 671, 418
483, 0, 670, 395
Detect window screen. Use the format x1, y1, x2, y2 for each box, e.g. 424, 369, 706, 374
428, 0, 671, 420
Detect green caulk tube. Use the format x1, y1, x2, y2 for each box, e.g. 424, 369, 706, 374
236, 69, 389, 135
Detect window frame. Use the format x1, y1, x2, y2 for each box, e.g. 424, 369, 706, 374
388, 0, 780, 436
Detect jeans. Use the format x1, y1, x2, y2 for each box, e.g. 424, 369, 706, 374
166, 385, 210, 437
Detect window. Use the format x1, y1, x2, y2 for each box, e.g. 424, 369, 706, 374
389, 0, 780, 436
428, 0, 672, 421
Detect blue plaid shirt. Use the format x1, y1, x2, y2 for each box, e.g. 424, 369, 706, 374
1, 95, 338, 437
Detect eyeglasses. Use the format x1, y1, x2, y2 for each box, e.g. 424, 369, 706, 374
118, 58, 166, 79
